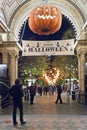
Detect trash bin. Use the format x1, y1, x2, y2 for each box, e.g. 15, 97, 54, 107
72, 91, 76, 100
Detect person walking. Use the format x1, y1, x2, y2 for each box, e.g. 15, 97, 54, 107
29, 83, 36, 105
55, 83, 63, 104
9, 78, 26, 126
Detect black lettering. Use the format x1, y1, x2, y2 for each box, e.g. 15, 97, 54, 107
45, 48, 50, 51
35, 48, 37, 52
42, 48, 44, 52
38, 48, 40, 52
50, 47, 54, 51
28, 48, 33, 52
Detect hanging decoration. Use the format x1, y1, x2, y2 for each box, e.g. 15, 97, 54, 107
28, 4, 62, 35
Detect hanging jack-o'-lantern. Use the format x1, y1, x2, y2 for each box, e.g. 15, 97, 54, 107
28, 4, 62, 35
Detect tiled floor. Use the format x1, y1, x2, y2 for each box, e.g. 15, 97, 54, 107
0, 94, 87, 130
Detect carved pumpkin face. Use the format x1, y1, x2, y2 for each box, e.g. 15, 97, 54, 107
28, 4, 62, 35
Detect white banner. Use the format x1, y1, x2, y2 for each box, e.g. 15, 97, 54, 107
22, 39, 74, 56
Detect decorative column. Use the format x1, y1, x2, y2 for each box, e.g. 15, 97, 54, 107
0, 38, 22, 87
80, 52, 86, 92
9, 52, 17, 86
77, 54, 81, 89
2, 52, 8, 65
15, 55, 19, 79
75, 26, 87, 103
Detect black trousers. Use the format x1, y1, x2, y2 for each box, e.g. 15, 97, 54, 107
56, 94, 62, 103
13, 101, 23, 125
30, 94, 34, 104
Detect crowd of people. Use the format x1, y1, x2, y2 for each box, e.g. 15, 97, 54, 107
23, 84, 57, 103
9, 78, 79, 127
23, 80, 79, 104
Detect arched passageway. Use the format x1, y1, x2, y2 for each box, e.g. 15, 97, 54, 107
0, 0, 87, 105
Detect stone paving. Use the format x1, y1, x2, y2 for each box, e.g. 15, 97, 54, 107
0, 115, 87, 130
0, 94, 87, 130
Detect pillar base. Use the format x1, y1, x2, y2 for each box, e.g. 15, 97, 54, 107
78, 91, 87, 105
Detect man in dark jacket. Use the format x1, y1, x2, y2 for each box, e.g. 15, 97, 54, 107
55, 83, 63, 104
29, 83, 36, 104
9, 78, 26, 126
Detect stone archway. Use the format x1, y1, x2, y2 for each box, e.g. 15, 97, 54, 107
8, 0, 86, 88
0, 0, 87, 103
7, 0, 85, 40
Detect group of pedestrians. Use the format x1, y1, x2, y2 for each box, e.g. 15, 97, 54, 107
23, 84, 56, 101
43, 85, 56, 96
9, 78, 71, 127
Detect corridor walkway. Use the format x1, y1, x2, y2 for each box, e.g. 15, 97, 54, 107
0, 94, 87, 130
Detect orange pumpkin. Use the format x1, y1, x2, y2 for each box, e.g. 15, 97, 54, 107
28, 4, 62, 35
